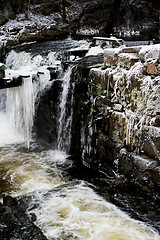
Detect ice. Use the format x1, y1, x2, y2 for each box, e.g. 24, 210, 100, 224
139, 44, 160, 62
126, 62, 144, 87
86, 46, 103, 56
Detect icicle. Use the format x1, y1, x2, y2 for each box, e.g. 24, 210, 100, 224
126, 114, 138, 145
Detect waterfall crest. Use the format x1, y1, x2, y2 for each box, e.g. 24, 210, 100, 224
0, 50, 51, 146
0, 49, 75, 151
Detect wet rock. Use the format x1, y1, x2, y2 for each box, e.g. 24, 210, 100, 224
152, 166, 160, 186
133, 155, 157, 173
152, 115, 160, 127
0, 14, 8, 26
76, 44, 160, 204
78, 54, 104, 69
109, 111, 127, 147
34, 79, 62, 146
63, 48, 88, 62
47, 66, 59, 80
0, 63, 6, 79
90, 68, 107, 91
0, 196, 47, 240
0, 76, 23, 89
118, 151, 160, 191
40, 24, 70, 40
5, 38, 19, 47
140, 126, 160, 160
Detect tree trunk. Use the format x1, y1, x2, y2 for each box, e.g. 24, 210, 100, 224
62, 0, 66, 23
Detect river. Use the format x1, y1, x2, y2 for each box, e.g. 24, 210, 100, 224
0, 38, 160, 240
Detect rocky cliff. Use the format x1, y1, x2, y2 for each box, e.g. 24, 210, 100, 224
33, 41, 160, 199
80, 43, 160, 196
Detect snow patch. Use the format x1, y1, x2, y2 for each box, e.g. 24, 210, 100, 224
86, 46, 103, 56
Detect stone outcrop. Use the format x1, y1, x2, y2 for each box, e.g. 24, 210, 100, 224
33, 42, 160, 195
0, 196, 47, 240
0, 0, 160, 45
83, 43, 160, 194
18, 24, 70, 42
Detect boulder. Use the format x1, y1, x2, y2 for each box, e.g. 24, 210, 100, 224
141, 126, 160, 160
18, 24, 70, 42
118, 52, 139, 69
118, 151, 160, 191
104, 48, 121, 67
146, 62, 157, 75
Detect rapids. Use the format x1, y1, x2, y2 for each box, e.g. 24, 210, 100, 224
0, 38, 160, 240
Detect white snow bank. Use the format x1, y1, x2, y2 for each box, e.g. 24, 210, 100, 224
104, 47, 121, 57
86, 46, 103, 56
139, 44, 160, 61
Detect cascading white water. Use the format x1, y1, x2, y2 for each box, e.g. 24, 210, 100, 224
57, 67, 75, 152
1, 142, 159, 240
0, 50, 51, 146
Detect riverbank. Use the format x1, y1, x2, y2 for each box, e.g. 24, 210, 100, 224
67, 42, 160, 233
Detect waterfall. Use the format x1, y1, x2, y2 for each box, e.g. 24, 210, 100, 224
57, 66, 75, 152
0, 75, 48, 147
0, 49, 75, 150
0, 50, 51, 146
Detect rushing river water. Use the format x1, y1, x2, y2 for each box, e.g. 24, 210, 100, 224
0, 38, 160, 240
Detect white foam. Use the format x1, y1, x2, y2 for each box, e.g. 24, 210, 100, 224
26, 181, 160, 240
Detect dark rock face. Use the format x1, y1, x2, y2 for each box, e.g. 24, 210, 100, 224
0, 0, 160, 40
69, 45, 160, 232
0, 196, 47, 240
85, 45, 160, 192
114, 0, 160, 39
34, 80, 62, 147
33, 2, 61, 16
